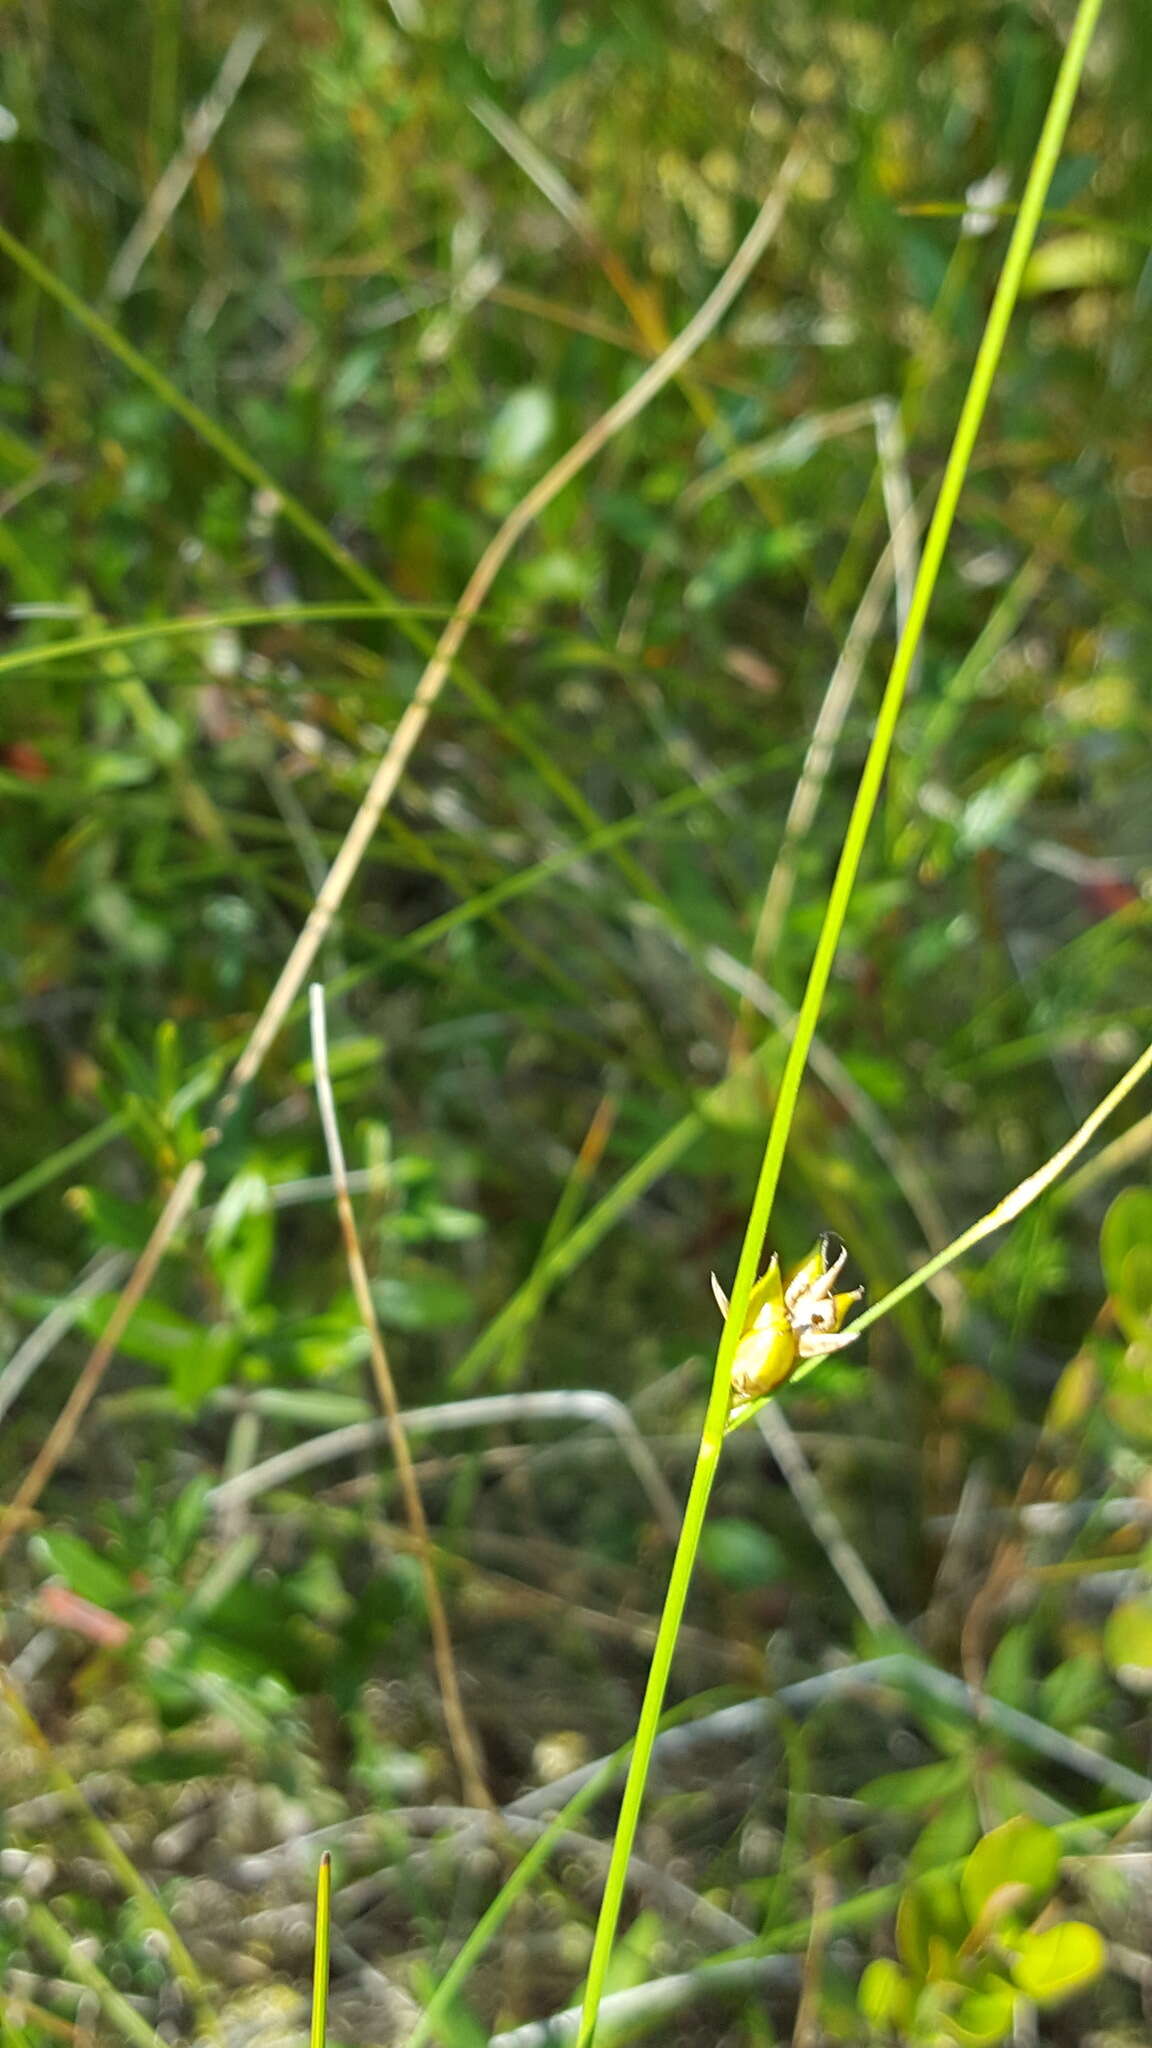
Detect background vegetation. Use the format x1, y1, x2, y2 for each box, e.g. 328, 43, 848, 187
2, 1, 1151, 2042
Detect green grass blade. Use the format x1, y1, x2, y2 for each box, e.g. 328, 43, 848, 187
0, 604, 471, 682
309, 1851, 332, 2048
26, 1902, 173, 2048
0, 1114, 129, 1220
849, 1036, 1152, 1339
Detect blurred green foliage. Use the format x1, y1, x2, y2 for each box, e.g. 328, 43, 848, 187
1, 1, 1152, 2041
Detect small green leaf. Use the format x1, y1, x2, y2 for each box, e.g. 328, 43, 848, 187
1021, 232, 1134, 295
858, 1957, 913, 2027
1103, 1341, 1152, 1445
985, 1625, 1034, 1711
958, 759, 1042, 851
909, 1790, 981, 1874
857, 1759, 970, 1812
1038, 1652, 1103, 1731
961, 1819, 1060, 1924
1103, 1599, 1152, 1692
294, 1035, 386, 1083
31, 1531, 134, 1609
1010, 1920, 1105, 2003
372, 1270, 474, 1331
484, 386, 555, 475
943, 1978, 1018, 2046
1101, 1189, 1152, 1338
698, 1517, 785, 1589
897, 1872, 967, 1977
76, 1293, 206, 1373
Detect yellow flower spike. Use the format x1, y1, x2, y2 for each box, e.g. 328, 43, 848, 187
712, 1231, 864, 1430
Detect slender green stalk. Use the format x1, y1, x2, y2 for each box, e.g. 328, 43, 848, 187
309, 1852, 332, 2048
848, 1036, 1152, 1341
0, 1114, 129, 1221
0, 603, 466, 681
575, 6, 1105, 2041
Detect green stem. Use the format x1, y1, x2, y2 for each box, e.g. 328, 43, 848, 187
309, 1853, 332, 2048
849, 1035, 1152, 1339
0, 603, 463, 682
575, 3, 1105, 2040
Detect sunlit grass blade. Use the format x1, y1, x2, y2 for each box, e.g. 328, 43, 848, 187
309, 1851, 332, 2048
848, 1036, 1152, 1341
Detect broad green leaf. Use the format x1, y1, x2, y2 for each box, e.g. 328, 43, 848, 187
909, 1791, 981, 1874
391, 1203, 486, 1245
985, 1625, 1034, 1711
31, 1531, 133, 1609
294, 1035, 386, 1083
1044, 1352, 1097, 1433
1038, 1651, 1103, 1731
170, 1321, 242, 1408
208, 1197, 275, 1317
1010, 1920, 1105, 2003
958, 758, 1043, 851
961, 1819, 1060, 1924
1103, 1342, 1152, 1445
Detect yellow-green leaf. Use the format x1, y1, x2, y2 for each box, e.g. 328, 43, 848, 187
1021, 232, 1134, 295
961, 1819, 1060, 1924
1104, 1599, 1152, 1692
1010, 1920, 1105, 2003
858, 1957, 913, 2027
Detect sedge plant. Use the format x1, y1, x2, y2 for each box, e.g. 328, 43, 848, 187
572, 3, 1108, 2042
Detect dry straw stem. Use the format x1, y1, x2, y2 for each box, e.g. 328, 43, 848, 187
488, 1955, 802, 2048
0, 141, 804, 1553
746, 500, 915, 981
308, 986, 491, 1811
208, 1387, 682, 1540
751, 1403, 894, 1633
212, 136, 806, 1121
105, 24, 267, 301
0, 1164, 207, 1558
